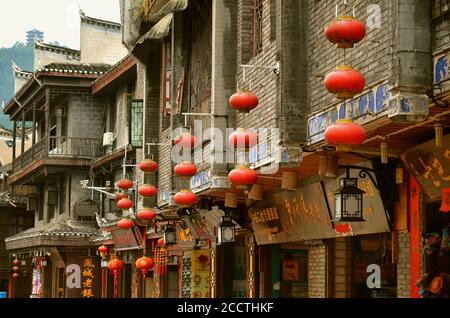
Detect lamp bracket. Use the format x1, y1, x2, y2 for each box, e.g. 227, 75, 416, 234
338, 165, 380, 191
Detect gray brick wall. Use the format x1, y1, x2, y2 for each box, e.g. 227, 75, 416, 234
432, 1, 449, 52
397, 231, 411, 298
308, 244, 327, 298
334, 237, 352, 298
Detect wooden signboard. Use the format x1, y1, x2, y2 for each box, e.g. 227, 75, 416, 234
65, 256, 100, 298
401, 134, 450, 200
111, 228, 142, 251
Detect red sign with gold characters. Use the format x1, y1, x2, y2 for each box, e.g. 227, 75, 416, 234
81, 257, 96, 298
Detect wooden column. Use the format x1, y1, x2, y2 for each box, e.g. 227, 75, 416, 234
210, 248, 216, 298
12, 121, 16, 171
409, 175, 421, 298
32, 102, 36, 146
44, 88, 50, 152
21, 111, 26, 155
247, 235, 256, 298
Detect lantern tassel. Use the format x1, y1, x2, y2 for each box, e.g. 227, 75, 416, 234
435, 122, 443, 147
380, 141, 388, 164
114, 271, 118, 298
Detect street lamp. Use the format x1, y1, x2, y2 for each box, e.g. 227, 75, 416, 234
217, 215, 236, 245
163, 223, 177, 246
333, 168, 365, 223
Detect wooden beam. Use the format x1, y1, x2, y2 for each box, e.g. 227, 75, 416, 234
21, 111, 26, 155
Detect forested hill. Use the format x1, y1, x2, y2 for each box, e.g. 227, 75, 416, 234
0, 42, 34, 130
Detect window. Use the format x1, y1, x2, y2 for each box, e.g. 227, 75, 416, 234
253, 0, 264, 55
162, 37, 172, 115
130, 100, 143, 147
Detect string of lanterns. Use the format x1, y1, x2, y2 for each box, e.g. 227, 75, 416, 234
12, 257, 20, 279
323, 9, 367, 153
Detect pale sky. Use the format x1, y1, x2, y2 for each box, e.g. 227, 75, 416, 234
0, 0, 121, 49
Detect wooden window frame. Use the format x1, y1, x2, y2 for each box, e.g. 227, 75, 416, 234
253, 0, 264, 56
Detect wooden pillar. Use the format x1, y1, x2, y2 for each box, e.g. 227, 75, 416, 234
21, 111, 26, 155
210, 248, 216, 298
247, 235, 256, 298
12, 121, 16, 163
409, 175, 421, 298
44, 88, 50, 151
32, 103, 36, 146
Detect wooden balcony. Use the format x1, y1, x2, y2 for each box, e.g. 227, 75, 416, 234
9, 136, 102, 185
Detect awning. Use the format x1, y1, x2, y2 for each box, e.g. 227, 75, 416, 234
157, 0, 188, 16
137, 12, 173, 43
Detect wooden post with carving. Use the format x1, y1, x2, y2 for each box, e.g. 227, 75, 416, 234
210, 247, 216, 298
247, 235, 256, 298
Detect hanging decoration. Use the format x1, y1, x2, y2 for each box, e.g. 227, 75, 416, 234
229, 90, 259, 113
174, 162, 198, 179
439, 188, 450, 213
229, 128, 258, 149
138, 184, 158, 197
118, 218, 134, 230
98, 245, 108, 259
117, 179, 134, 191
115, 192, 128, 202
325, 16, 366, 48
228, 165, 258, 189
108, 258, 124, 298
324, 119, 366, 152
174, 132, 196, 148
117, 197, 133, 210
137, 208, 157, 221
138, 159, 158, 173
324, 65, 365, 100
12, 258, 20, 266
174, 189, 198, 207
135, 256, 154, 278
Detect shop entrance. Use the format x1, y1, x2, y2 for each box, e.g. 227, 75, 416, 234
279, 248, 308, 298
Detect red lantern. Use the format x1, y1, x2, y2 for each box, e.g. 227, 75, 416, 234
174, 132, 196, 148
118, 218, 134, 230
174, 162, 198, 179
12, 258, 19, 266
174, 190, 197, 207
138, 159, 158, 173
228, 165, 258, 188
157, 238, 165, 247
439, 188, 450, 213
325, 16, 366, 49
117, 179, 133, 191
229, 128, 258, 148
229, 90, 259, 113
137, 208, 157, 221
138, 184, 158, 197
135, 256, 154, 275
12, 266, 19, 272
324, 119, 366, 152
12, 273, 19, 279
98, 245, 108, 254
108, 259, 124, 273
115, 192, 128, 202
324, 65, 365, 99
117, 198, 133, 210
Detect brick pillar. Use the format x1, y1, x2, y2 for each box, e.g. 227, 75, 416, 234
334, 237, 352, 298
397, 231, 411, 297
308, 244, 327, 298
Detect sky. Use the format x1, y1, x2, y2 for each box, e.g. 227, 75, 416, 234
0, 0, 121, 49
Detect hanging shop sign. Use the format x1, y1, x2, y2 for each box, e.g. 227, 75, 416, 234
111, 227, 142, 251
66, 256, 100, 298
190, 250, 211, 298
183, 211, 215, 240
253, 162, 389, 245
307, 82, 391, 145
401, 134, 450, 201
248, 197, 283, 236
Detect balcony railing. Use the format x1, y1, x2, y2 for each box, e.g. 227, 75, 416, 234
14, 136, 102, 172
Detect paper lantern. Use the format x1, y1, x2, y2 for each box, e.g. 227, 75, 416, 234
174, 190, 197, 207
117, 218, 134, 229
117, 179, 133, 191
324, 119, 366, 152
174, 162, 198, 179
228, 165, 258, 188
325, 16, 366, 48
138, 159, 158, 173
229, 90, 259, 113
324, 65, 365, 100
229, 128, 258, 149
138, 184, 157, 197
117, 198, 133, 210
174, 132, 196, 148
135, 256, 154, 276
137, 208, 157, 221
439, 188, 450, 213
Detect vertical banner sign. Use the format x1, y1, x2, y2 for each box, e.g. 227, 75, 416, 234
66, 256, 99, 298
190, 250, 210, 298
81, 257, 96, 298
409, 176, 420, 298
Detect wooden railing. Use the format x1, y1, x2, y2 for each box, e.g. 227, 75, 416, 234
13, 136, 102, 173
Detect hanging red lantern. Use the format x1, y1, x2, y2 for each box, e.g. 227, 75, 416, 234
135, 256, 154, 276
12, 266, 19, 272
174, 132, 196, 148
138, 184, 158, 197
117, 198, 133, 210
115, 192, 128, 202
117, 179, 133, 191
324, 65, 365, 99
98, 245, 108, 254
137, 208, 157, 221
174, 190, 197, 207
157, 238, 165, 247
138, 159, 158, 173
108, 258, 124, 298
324, 119, 366, 152
229, 128, 258, 149
12, 273, 19, 279
229, 90, 259, 113
12, 258, 20, 266
228, 165, 258, 188
325, 16, 366, 48
439, 188, 450, 213
118, 218, 134, 230
174, 162, 198, 179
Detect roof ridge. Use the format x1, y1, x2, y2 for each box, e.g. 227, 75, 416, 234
79, 9, 122, 29
34, 40, 80, 56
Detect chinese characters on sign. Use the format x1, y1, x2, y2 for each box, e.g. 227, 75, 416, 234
190, 250, 210, 298
248, 197, 283, 238
401, 135, 450, 200
81, 257, 95, 298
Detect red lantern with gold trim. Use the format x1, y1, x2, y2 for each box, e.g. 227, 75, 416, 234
325, 16, 366, 49
117, 179, 133, 191
174, 162, 197, 179
135, 256, 154, 276
98, 245, 108, 254
137, 208, 157, 221
324, 65, 365, 99
108, 258, 124, 298
138, 184, 157, 197
228, 165, 258, 188
229, 90, 259, 113
174, 132, 196, 148
324, 119, 366, 152
138, 159, 158, 173
117, 198, 133, 210
229, 128, 258, 149
118, 218, 134, 230
174, 190, 197, 207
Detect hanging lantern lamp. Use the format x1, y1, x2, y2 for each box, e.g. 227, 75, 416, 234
138, 159, 158, 173
174, 132, 196, 148
228, 165, 258, 188
229, 128, 258, 149
137, 208, 157, 221
324, 119, 366, 152
174, 190, 198, 207
118, 218, 134, 230
117, 197, 133, 210
174, 162, 198, 179
115, 192, 128, 202
333, 169, 366, 223
117, 179, 133, 191
324, 65, 366, 99
135, 256, 154, 276
229, 90, 259, 113
138, 184, 158, 197
325, 16, 366, 49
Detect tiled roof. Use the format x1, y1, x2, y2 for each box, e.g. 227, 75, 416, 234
35, 40, 81, 59
0, 192, 27, 207
5, 220, 97, 243
12, 62, 32, 79
80, 10, 121, 31
90, 231, 112, 243
37, 63, 112, 75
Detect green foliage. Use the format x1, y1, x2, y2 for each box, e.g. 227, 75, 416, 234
0, 42, 33, 129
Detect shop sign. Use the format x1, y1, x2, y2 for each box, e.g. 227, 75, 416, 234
111, 228, 142, 251
184, 212, 215, 240
248, 198, 282, 236
66, 256, 100, 298
190, 250, 210, 298
307, 82, 391, 145
401, 134, 450, 200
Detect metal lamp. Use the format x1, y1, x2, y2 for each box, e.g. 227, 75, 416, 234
333, 171, 366, 223
163, 223, 177, 246
217, 215, 236, 245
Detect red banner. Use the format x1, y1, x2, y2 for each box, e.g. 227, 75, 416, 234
409, 175, 421, 298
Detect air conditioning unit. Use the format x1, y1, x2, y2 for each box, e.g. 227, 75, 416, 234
103, 132, 114, 147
